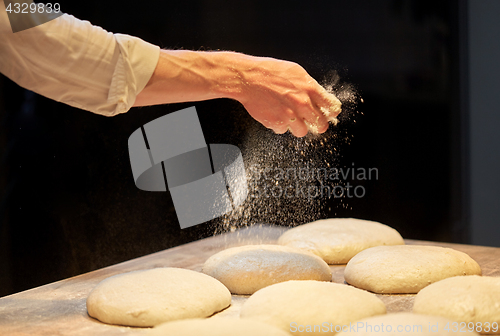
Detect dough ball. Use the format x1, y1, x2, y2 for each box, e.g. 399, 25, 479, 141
278, 218, 404, 264
148, 318, 291, 336
337, 313, 479, 336
86, 267, 231, 327
240, 280, 386, 335
202, 244, 332, 294
414, 276, 500, 334
344, 245, 481, 294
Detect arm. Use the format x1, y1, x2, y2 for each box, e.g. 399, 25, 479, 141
134, 50, 341, 137
0, 0, 340, 135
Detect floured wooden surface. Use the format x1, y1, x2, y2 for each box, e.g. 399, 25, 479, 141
0, 224, 499, 335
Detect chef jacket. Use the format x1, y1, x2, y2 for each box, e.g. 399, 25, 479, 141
0, 1, 160, 116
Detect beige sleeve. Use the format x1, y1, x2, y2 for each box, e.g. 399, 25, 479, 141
0, 3, 160, 116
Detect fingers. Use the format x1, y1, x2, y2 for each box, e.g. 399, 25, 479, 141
291, 95, 330, 135
266, 90, 341, 137
281, 107, 309, 137
310, 84, 342, 122
295, 86, 342, 134
269, 93, 336, 137
267, 109, 309, 137
288, 116, 309, 137
283, 79, 341, 135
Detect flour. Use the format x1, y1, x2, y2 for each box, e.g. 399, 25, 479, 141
213, 71, 360, 235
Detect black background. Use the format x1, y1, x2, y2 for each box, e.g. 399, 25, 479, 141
0, 0, 462, 296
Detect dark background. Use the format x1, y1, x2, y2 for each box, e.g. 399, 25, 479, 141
0, 0, 465, 296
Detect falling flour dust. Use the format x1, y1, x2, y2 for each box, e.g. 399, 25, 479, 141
213, 71, 361, 236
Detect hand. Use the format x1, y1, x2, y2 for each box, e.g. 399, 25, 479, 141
230, 55, 342, 137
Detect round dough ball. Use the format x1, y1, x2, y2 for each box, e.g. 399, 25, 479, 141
278, 218, 404, 264
240, 280, 386, 335
344, 245, 482, 294
86, 268, 231, 327
414, 276, 500, 334
149, 318, 291, 336
202, 244, 332, 294
337, 313, 479, 336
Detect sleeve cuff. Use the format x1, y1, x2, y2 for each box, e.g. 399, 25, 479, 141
106, 33, 160, 116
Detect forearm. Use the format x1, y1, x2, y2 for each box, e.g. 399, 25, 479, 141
133, 50, 247, 106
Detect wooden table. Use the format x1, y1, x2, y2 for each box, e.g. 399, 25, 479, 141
1, 224, 499, 336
